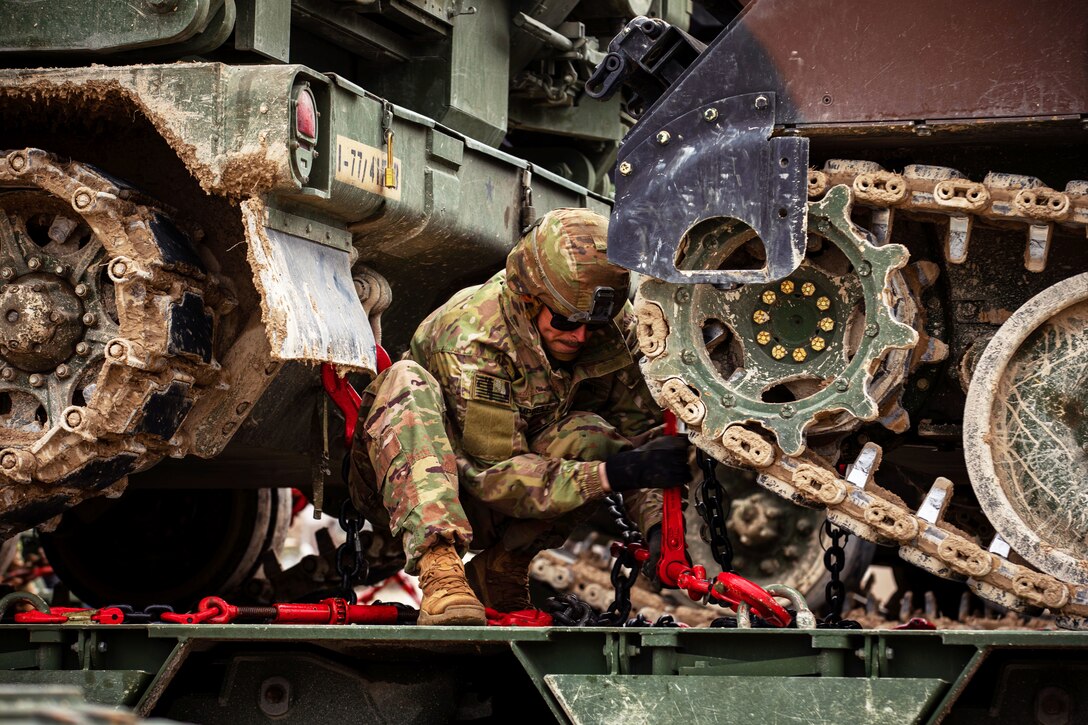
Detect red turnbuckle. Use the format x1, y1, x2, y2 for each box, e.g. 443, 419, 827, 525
656, 411, 791, 627
160, 596, 406, 625
320, 344, 392, 446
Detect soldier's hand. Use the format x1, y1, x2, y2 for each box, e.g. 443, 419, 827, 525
603, 436, 692, 493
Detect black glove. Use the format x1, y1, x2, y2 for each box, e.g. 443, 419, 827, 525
604, 436, 691, 493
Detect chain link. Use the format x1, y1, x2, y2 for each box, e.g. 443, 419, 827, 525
818, 519, 860, 629
694, 451, 733, 573
336, 500, 368, 605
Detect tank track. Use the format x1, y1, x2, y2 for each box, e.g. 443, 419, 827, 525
636, 162, 1088, 629
0, 149, 226, 538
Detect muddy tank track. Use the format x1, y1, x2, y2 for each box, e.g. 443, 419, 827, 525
0, 149, 226, 538
636, 164, 1088, 629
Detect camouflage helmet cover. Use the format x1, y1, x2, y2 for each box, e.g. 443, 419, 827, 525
506, 208, 629, 321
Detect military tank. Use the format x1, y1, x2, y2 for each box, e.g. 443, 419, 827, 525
0, 0, 668, 606
597, 0, 1088, 626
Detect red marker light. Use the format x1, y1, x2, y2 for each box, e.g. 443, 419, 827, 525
295, 86, 317, 143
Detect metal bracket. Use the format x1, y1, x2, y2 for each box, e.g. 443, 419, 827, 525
609, 92, 809, 287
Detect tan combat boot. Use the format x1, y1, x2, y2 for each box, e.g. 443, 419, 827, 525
417, 541, 487, 625
464, 546, 535, 612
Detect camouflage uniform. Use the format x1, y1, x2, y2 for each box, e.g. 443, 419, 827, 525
349, 209, 663, 574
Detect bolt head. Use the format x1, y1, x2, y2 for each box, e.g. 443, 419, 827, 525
27, 257, 41, 270
857, 261, 872, 277
8, 153, 26, 171
0, 367, 12, 380
73, 191, 92, 209
75, 342, 90, 355
618, 161, 632, 176
107, 342, 126, 359
55, 364, 70, 378
864, 323, 879, 337
74, 283, 88, 297
721, 394, 735, 408
53, 264, 65, 275
28, 373, 43, 387
65, 409, 83, 428
703, 108, 719, 122
110, 260, 128, 278
82, 313, 96, 326
754, 95, 769, 110
656, 130, 671, 145
835, 379, 850, 392
780, 405, 795, 419
681, 349, 697, 365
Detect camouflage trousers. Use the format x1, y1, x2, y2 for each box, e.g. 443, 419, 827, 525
348, 360, 633, 574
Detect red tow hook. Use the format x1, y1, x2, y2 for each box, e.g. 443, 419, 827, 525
656, 412, 791, 628
320, 344, 392, 446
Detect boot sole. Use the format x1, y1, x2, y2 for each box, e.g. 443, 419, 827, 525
417, 603, 487, 626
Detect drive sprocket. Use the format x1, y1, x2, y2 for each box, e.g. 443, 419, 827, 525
636, 184, 919, 458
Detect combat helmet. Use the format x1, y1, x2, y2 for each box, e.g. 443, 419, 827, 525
506, 208, 629, 324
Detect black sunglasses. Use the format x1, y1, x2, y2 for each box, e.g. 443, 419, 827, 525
547, 307, 609, 332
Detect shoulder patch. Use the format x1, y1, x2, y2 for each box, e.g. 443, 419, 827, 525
472, 372, 512, 405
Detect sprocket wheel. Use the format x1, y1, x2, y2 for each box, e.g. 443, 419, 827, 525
0, 149, 222, 537
636, 184, 919, 458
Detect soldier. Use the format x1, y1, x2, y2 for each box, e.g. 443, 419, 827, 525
349, 208, 691, 625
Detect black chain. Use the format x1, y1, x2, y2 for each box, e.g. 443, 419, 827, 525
818, 519, 861, 629
336, 500, 368, 605
598, 493, 643, 625
694, 451, 733, 573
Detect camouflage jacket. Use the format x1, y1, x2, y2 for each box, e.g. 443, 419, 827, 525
407, 269, 664, 532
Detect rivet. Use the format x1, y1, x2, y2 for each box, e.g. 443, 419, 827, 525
835, 379, 850, 392
74, 283, 88, 297
49, 311, 62, 323
618, 161, 632, 176
754, 95, 769, 110
865, 323, 879, 337
8, 153, 26, 171
857, 261, 872, 277
0, 267, 13, 280
28, 373, 44, 387
656, 130, 671, 145
721, 394, 735, 408
681, 349, 696, 364
107, 341, 126, 358
82, 313, 96, 326
703, 108, 718, 122
27, 257, 41, 270
110, 259, 128, 278
235, 401, 251, 415
222, 421, 236, 435
674, 288, 691, 303
55, 364, 70, 379
65, 409, 83, 428
816, 218, 830, 231
75, 342, 90, 355
780, 405, 795, 418
0, 367, 12, 380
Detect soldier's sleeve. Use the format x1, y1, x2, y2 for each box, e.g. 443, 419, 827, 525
428, 350, 607, 519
